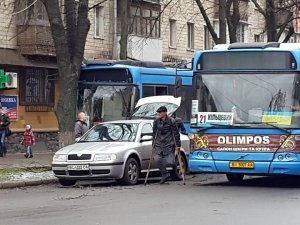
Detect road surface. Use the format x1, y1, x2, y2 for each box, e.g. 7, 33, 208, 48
1, 174, 300, 225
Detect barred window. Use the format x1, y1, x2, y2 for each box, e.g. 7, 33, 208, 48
20, 68, 55, 107
129, 4, 161, 38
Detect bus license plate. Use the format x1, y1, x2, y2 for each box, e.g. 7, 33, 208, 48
67, 165, 89, 170
229, 162, 254, 169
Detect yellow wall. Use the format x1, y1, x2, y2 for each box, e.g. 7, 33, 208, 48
0, 82, 59, 133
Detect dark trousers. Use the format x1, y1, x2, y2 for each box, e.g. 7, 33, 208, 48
154, 152, 175, 177
0, 130, 6, 155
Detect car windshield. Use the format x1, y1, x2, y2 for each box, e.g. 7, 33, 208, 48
79, 123, 139, 142
78, 85, 137, 126
132, 102, 179, 118
192, 73, 300, 128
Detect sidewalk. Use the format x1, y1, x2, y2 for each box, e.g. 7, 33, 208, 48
0, 153, 57, 189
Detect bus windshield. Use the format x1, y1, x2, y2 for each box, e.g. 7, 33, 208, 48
193, 73, 300, 128
80, 85, 137, 125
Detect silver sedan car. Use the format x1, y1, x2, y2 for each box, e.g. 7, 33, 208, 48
52, 120, 189, 186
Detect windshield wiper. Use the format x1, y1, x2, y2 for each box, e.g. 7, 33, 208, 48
235, 122, 291, 134
197, 123, 246, 133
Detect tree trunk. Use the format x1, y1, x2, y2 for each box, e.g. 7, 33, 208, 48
226, 0, 240, 43
56, 64, 80, 148
42, 0, 90, 147
219, 0, 227, 44
266, 0, 276, 42
119, 0, 128, 60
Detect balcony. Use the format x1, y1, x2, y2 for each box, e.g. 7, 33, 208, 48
17, 25, 55, 56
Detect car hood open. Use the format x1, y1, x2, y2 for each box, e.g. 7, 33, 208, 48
132, 95, 181, 119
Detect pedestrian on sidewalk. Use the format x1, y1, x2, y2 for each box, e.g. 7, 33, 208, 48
153, 106, 181, 184
0, 107, 10, 157
74, 112, 89, 140
21, 125, 35, 158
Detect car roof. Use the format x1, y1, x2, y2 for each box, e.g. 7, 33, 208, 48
103, 119, 153, 124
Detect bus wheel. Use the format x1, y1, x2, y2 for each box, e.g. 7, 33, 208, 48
226, 174, 244, 184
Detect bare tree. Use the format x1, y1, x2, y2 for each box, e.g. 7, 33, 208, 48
196, 0, 242, 44
41, 0, 90, 147
252, 0, 299, 42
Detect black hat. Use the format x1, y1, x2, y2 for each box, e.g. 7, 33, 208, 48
157, 106, 167, 113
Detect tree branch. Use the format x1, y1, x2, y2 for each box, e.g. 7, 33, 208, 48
282, 26, 295, 43
195, 0, 219, 44
251, 0, 266, 18
276, 11, 293, 41
89, 0, 108, 11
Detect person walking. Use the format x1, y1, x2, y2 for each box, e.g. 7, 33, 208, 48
21, 125, 35, 158
0, 107, 10, 157
153, 106, 181, 184
74, 112, 89, 139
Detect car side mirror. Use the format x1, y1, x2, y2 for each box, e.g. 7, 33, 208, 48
140, 135, 153, 142
75, 137, 81, 142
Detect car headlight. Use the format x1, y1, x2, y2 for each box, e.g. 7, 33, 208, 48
53, 154, 67, 162
94, 154, 117, 161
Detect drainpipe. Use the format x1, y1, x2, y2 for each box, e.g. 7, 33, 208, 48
112, 0, 119, 60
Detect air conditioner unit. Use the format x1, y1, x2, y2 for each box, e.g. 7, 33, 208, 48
5, 72, 18, 89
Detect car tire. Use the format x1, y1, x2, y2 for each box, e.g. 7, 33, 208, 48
59, 179, 77, 187
170, 154, 187, 181
119, 157, 140, 185
226, 173, 244, 184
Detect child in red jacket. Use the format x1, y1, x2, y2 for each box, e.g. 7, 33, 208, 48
21, 125, 35, 158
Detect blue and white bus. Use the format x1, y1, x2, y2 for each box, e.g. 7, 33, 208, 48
77, 60, 192, 127
189, 43, 300, 183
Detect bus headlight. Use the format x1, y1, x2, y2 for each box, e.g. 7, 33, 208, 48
278, 155, 284, 161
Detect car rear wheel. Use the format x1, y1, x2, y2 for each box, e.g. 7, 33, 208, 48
119, 158, 140, 185
226, 173, 244, 184
59, 179, 77, 187
170, 154, 187, 181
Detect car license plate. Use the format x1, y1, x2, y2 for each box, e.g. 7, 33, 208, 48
229, 161, 254, 169
67, 165, 89, 170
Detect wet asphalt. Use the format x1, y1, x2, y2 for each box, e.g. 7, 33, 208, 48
1, 174, 300, 225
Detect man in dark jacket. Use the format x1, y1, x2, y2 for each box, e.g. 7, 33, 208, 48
153, 106, 181, 184
74, 112, 89, 140
0, 108, 10, 157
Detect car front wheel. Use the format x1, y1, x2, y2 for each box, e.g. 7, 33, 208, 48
59, 179, 77, 187
119, 157, 140, 185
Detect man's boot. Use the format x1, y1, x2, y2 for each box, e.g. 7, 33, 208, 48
160, 174, 171, 184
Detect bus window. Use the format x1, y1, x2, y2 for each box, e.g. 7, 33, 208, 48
155, 86, 168, 95
142, 86, 154, 97
176, 86, 192, 122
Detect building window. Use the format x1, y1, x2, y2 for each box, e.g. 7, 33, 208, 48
187, 23, 195, 49
19, 68, 55, 108
129, 5, 160, 38
237, 23, 247, 42
204, 26, 213, 50
254, 34, 260, 42
94, 6, 104, 38
169, 19, 177, 47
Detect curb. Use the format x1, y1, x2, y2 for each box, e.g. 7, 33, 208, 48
0, 178, 58, 189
